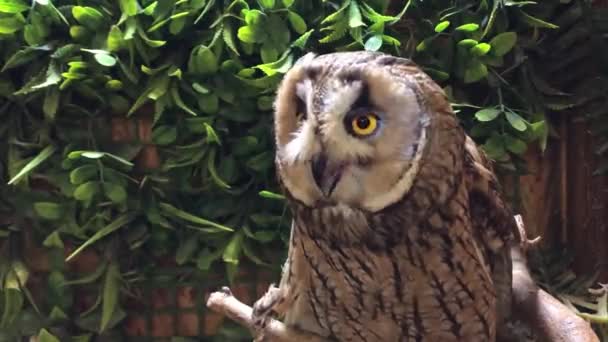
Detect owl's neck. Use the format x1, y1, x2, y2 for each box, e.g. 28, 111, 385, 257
290, 167, 465, 251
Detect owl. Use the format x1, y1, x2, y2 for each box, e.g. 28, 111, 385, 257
251, 51, 519, 341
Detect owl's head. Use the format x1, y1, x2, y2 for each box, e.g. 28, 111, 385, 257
273, 51, 451, 213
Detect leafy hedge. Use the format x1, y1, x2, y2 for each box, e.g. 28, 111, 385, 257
0, 0, 604, 340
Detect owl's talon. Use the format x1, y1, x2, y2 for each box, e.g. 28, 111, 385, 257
251, 284, 285, 340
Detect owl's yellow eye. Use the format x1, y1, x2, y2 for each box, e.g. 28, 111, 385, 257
351, 113, 378, 136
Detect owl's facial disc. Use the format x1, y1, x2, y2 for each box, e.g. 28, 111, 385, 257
273, 52, 431, 212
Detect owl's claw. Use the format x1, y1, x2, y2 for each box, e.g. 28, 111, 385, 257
251, 284, 285, 341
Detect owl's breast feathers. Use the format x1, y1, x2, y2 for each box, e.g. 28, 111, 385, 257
278, 118, 516, 341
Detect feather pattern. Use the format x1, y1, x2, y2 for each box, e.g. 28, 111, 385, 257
253, 51, 517, 342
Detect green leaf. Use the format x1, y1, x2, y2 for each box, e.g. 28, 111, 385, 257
204, 123, 221, 145
66, 213, 137, 261
106, 79, 123, 90
48, 306, 68, 322
196, 248, 223, 271
1, 288, 23, 328
464, 60, 487, 84
0, 0, 29, 13
482, 134, 506, 159
62, 262, 108, 286
80, 151, 104, 159
198, 93, 219, 114
319, 19, 349, 44
475, 108, 501, 122
69, 165, 97, 185
101, 262, 120, 332
255, 51, 293, 76
0, 16, 24, 34
137, 26, 166, 47
15, 61, 61, 94
222, 21, 239, 55
4, 261, 28, 289
237, 25, 259, 43
359, 2, 398, 23
348, 1, 365, 28
287, 11, 306, 34
244, 9, 264, 26
159, 202, 234, 232
292, 29, 313, 48
457, 38, 478, 48
223, 231, 244, 265
8, 145, 56, 185
207, 147, 230, 189
505, 111, 527, 131
260, 0, 275, 9
489, 32, 517, 57
415, 37, 434, 52
107, 25, 125, 52
103, 183, 127, 204
34, 202, 64, 220
37, 328, 60, 342
481, 55, 504, 67
2, 46, 45, 71
176, 238, 199, 265
73, 181, 100, 201
504, 134, 527, 155
322, 0, 351, 24
171, 84, 197, 116
246, 151, 273, 172
470, 43, 491, 57
189, 45, 218, 75
94, 53, 116, 67
42, 231, 64, 249
259, 190, 284, 200
72, 6, 104, 30
119, 0, 139, 16
364, 34, 383, 51
152, 125, 177, 145
517, 9, 558, 29
43, 87, 60, 121
455, 23, 479, 32
257, 96, 274, 111
434, 20, 450, 33
68, 151, 133, 167
23, 24, 42, 45
52, 44, 79, 60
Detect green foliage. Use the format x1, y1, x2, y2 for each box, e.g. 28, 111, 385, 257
0, 0, 605, 339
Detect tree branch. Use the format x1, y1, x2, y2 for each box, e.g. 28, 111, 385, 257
511, 215, 599, 342
206, 287, 328, 342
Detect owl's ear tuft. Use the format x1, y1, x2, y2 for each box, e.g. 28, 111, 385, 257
294, 52, 317, 67
375, 55, 417, 67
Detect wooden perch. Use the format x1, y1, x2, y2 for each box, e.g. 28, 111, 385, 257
206, 215, 600, 341
206, 287, 329, 342
510, 215, 599, 342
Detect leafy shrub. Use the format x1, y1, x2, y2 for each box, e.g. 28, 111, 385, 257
0, 0, 605, 340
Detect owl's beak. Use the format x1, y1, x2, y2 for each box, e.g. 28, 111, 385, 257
311, 153, 343, 197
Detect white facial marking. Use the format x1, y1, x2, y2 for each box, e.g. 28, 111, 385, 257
319, 79, 362, 123
282, 119, 319, 165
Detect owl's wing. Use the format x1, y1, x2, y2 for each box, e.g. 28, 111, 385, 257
464, 136, 520, 247
464, 136, 520, 338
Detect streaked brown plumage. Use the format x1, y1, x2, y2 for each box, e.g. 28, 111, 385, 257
252, 51, 518, 341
